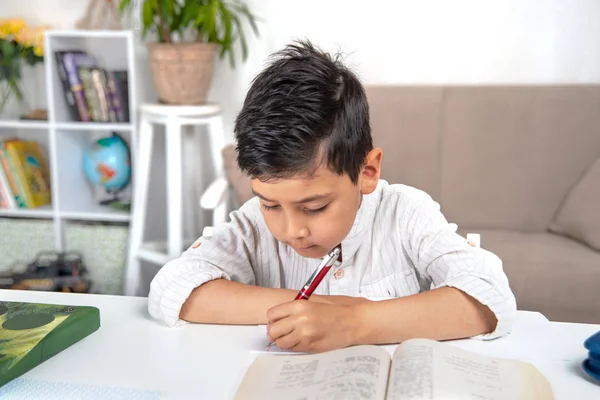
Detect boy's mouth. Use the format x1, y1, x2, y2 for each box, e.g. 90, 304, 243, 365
293, 244, 328, 259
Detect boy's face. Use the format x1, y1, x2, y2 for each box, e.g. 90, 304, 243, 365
252, 148, 383, 259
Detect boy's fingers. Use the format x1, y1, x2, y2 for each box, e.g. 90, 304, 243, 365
266, 301, 295, 322
275, 330, 301, 350
267, 317, 294, 341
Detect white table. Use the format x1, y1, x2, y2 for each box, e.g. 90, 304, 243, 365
1, 290, 599, 399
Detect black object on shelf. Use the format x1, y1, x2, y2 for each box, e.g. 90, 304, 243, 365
0, 251, 92, 293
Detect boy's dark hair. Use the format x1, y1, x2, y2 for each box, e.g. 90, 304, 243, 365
234, 39, 373, 184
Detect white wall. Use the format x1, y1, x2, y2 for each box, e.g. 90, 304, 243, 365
4, 0, 600, 139
214, 0, 600, 141
261, 0, 600, 85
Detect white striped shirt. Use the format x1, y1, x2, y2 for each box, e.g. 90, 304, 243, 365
148, 180, 517, 339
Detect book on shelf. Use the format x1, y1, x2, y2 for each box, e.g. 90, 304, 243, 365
106, 70, 128, 123
234, 338, 554, 400
54, 51, 96, 122
54, 50, 129, 123
0, 162, 17, 209
0, 138, 51, 209
78, 67, 103, 122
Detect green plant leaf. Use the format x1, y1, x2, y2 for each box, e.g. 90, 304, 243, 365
238, 2, 260, 37
130, 0, 260, 67
204, 0, 218, 40
180, 1, 197, 30
7, 76, 23, 100
230, 13, 248, 63
1, 40, 16, 59
161, 0, 175, 18
195, 12, 205, 28
142, 0, 155, 37
194, 7, 207, 42
169, 10, 182, 33
23, 47, 41, 66
218, 3, 233, 57
119, 0, 132, 14
227, 45, 235, 68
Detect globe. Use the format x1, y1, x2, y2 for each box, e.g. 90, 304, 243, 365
83, 133, 131, 194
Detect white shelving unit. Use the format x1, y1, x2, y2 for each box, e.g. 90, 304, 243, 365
0, 29, 138, 252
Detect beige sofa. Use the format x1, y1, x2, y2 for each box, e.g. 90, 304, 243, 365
368, 85, 600, 324
219, 85, 600, 324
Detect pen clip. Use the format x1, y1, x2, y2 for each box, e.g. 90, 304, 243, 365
303, 247, 340, 287
318, 247, 341, 272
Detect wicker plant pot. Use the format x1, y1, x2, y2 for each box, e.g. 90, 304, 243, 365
146, 42, 217, 105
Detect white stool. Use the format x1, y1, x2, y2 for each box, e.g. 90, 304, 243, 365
124, 104, 225, 296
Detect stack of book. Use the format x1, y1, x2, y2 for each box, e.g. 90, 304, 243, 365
55, 51, 130, 123
0, 139, 51, 209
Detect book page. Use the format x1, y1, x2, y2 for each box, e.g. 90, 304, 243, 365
386, 339, 554, 400
234, 345, 391, 400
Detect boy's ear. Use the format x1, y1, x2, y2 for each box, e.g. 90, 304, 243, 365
360, 148, 383, 195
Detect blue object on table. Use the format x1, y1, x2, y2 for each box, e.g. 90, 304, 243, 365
583, 330, 600, 381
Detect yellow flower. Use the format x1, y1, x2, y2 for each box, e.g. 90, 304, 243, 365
15, 25, 33, 47
0, 20, 10, 39
33, 44, 44, 56
5, 18, 26, 36
33, 27, 45, 56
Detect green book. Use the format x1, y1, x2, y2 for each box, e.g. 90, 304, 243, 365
0, 301, 100, 387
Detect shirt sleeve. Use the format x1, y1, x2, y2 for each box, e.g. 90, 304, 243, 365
398, 189, 517, 340
147, 199, 262, 328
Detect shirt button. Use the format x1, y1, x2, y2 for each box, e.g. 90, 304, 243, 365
334, 270, 344, 279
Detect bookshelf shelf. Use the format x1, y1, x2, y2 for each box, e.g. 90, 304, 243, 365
60, 207, 130, 223
55, 122, 134, 132
0, 120, 49, 130
47, 30, 133, 39
0, 29, 137, 253
0, 205, 54, 219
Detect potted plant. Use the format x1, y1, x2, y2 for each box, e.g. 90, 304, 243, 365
119, 0, 260, 105
0, 19, 47, 117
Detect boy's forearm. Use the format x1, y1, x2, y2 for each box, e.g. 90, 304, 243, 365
179, 279, 347, 325
180, 279, 298, 324
351, 287, 498, 345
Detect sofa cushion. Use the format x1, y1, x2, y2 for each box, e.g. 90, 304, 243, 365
460, 229, 600, 324
549, 157, 600, 251
441, 86, 600, 232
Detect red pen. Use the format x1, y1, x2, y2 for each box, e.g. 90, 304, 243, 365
267, 247, 341, 350
294, 247, 341, 300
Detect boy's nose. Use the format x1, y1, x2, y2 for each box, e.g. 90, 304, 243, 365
285, 215, 309, 240
288, 225, 309, 240
295, 227, 309, 239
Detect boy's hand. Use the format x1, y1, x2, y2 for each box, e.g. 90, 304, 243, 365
266, 300, 366, 353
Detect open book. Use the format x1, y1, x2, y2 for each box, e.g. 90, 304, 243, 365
234, 338, 554, 400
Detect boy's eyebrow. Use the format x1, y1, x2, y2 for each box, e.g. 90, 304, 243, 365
252, 189, 333, 204
252, 189, 272, 201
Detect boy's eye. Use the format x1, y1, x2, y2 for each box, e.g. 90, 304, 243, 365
261, 203, 329, 214
305, 204, 329, 215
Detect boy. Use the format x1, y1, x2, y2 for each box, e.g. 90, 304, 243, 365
148, 40, 516, 353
